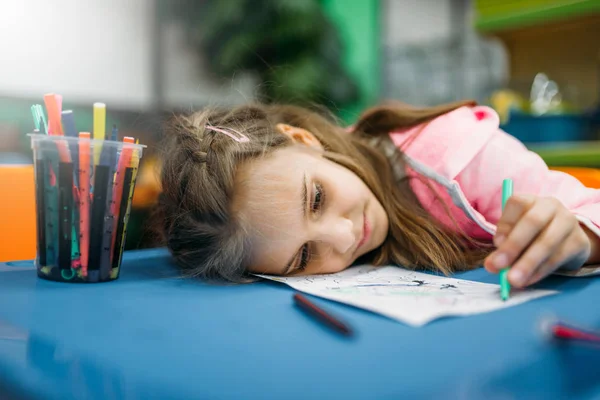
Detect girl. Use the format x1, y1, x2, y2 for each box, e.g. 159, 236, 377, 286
157, 101, 600, 287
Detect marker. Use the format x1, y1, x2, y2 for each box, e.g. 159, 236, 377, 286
57, 161, 73, 271
500, 178, 513, 301
110, 124, 118, 142
293, 293, 353, 336
43, 94, 64, 136
31, 105, 41, 131
30, 107, 48, 267
109, 137, 134, 265
55, 94, 63, 116
42, 140, 59, 267
88, 145, 112, 282
39, 105, 48, 133
34, 143, 47, 266
61, 110, 78, 137
112, 142, 139, 276
97, 137, 118, 280
88, 103, 107, 279
78, 132, 91, 277
93, 103, 106, 165
110, 166, 133, 279
61, 111, 80, 268
43, 94, 71, 162
61, 110, 77, 137
43, 98, 73, 271
31, 104, 48, 134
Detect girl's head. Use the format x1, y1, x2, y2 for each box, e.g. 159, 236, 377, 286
158, 102, 484, 282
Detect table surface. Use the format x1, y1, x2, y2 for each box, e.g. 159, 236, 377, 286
0, 249, 599, 400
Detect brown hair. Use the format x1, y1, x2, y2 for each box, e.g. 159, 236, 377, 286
157, 101, 491, 282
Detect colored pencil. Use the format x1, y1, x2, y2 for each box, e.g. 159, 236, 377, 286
293, 293, 353, 336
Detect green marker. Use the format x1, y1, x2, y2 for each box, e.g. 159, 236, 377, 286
31, 105, 40, 131
500, 178, 513, 301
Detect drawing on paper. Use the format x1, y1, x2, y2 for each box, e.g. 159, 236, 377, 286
257, 265, 558, 326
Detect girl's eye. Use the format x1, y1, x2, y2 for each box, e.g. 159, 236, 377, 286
311, 182, 325, 213
298, 244, 310, 272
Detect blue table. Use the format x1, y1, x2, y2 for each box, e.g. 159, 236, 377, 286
0, 249, 599, 400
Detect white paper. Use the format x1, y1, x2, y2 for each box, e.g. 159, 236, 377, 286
258, 266, 558, 326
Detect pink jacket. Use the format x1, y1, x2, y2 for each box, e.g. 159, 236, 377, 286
389, 106, 600, 276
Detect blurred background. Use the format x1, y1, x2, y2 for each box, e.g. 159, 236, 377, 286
1, 0, 600, 260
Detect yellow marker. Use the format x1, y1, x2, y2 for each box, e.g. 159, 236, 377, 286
93, 102, 106, 165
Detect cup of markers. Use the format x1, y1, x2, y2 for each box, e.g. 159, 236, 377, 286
28, 94, 145, 283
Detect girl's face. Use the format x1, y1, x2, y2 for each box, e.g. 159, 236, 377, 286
236, 125, 389, 276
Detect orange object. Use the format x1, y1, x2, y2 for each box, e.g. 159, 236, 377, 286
0, 165, 37, 261
550, 167, 600, 189
132, 156, 161, 209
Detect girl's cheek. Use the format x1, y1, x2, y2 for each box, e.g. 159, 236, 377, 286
313, 259, 346, 275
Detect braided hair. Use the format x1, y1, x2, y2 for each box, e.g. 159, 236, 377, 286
158, 106, 291, 281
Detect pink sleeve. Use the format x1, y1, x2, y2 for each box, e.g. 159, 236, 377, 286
456, 129, 600, 275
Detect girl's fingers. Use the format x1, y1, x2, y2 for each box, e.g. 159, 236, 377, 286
521, 228, 590, 287
486, 196, 533, 273
486, 197, 559, 272
507, 212, 574, 287
493, 195, 535, 246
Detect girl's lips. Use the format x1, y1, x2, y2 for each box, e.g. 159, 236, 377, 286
357, 213, 371, 251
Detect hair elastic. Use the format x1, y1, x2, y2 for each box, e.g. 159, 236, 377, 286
205, 124, 250, 143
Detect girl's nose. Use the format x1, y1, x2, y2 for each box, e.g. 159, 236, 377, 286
316, 217, 355, 255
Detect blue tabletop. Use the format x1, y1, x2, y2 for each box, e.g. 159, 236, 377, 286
0, 249, 599, 400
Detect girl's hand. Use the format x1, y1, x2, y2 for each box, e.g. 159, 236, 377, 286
484, 195, 599, 288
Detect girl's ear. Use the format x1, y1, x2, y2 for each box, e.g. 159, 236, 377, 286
276, 123, 323, 150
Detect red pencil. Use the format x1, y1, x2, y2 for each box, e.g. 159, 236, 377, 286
540, 317, 600, 345
551, 323, 600, 344
293, 293, 353, 336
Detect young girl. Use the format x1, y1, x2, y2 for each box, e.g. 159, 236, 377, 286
157, 101, 600, 287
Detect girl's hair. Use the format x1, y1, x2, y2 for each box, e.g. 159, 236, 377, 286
157, 101, 491, 282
